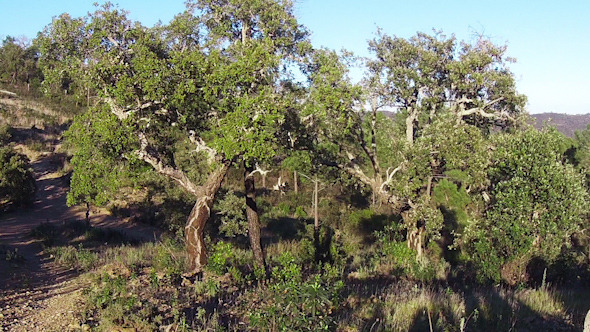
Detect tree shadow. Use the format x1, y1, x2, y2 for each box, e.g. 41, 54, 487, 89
263, 216, 306, 244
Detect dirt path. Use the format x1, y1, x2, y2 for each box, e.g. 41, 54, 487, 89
0, 137, 162, 330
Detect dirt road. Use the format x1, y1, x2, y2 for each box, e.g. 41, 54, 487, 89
0, 139, 161, 330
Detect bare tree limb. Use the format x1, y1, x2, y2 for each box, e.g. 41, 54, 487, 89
189, 131, 217, 164
247, 163, 271, 179
379, 163, 404, 193
106, 98, 134, 120
135, 132, 199, 196
107, 98, 169, 120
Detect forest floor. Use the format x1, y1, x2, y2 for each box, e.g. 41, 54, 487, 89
0, 98, 161, 331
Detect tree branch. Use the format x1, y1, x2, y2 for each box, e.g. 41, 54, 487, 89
107, 98, 169, 120
189, 131, 217, 164
379, 163, 404, 193
247, 163, 271, 179
135, 132, 199, 196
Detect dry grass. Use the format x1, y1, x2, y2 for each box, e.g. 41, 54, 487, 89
382, 287, 466, 331
0, 97, 71, 128
516, 288, 565, 317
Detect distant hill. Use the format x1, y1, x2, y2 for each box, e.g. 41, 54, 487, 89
530, 113, 590, 137
380, 111, 590, 138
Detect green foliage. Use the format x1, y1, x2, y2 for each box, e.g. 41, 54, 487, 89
465, 127, 589, 282
250, 251, 343, 331
84, 273, 157, 331
214, 190, 248, 237
0, 36, 42, 89
349, 209, 376, 228
29, 222, 59, 247
374, 232, 440, 282
0, 124, 11, 144
207, 241, 234, 275
0, 146, 36, 207
367, 31, 526, 133
404, 202, 445, 243
152, 238, 186, 279
432, 179, 470, 210
572, 124, 590, 188
65, 104, 137, 207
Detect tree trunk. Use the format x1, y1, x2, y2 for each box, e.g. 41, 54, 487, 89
314, 177, 319, 231
185, 164, 229, 275
85, 202, 91, 228
313, 177, 320, 261
406, 109, 416, 144
244, 162, 265, 268
294, 170, 298, 194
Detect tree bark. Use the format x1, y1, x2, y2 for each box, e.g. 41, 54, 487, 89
294, 170, 298, 194
244, 162, 265, 268
406, 108, 416, 144
185, 163, 229, 275
85, 202, 91, 228
314, 177, 319, 231
313, 177, 321, 262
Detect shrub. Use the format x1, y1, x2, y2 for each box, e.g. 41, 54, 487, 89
214, 190, 248, 237
0, 124, 11, 143
249, 252, 343, 331
207, 241, 234, 275
465, 128, 589, 283
0, 146, 36, 207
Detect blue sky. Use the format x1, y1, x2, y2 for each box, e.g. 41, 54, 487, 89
1, 0, 589, 114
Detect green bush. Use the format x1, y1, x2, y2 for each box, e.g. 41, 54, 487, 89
250, 252, 343, 331
29, 222, 59, 247
214, 190, 248, 237
207, 240, 235, 275
84, 273, 156, 331
0, 146, 36, 207
0, 124, 11, 143
465, 128, 589, 283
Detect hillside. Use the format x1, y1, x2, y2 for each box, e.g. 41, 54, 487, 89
380, 111, 590, 137
530, 113, 590, 137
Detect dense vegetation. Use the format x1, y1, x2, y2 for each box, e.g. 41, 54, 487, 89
1, 0, 589, 330
0, 125, 36, 209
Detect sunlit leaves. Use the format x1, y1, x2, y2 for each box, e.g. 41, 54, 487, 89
465, 128, 589, 281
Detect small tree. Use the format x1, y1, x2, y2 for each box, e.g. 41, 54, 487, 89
0, 146, 36, 208
465, 127, 589, 282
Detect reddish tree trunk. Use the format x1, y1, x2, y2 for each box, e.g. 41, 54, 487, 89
185, 164, 229, 275
244, 162, 265, 268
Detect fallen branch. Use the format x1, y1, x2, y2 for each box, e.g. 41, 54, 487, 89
0, 89, 17, 98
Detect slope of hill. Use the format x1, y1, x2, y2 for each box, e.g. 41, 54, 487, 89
381, 110, 590, 138
530, 113, 590, 137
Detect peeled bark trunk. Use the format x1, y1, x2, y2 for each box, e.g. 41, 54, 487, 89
185, 164, 229, 275
244, 163, 265, 269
